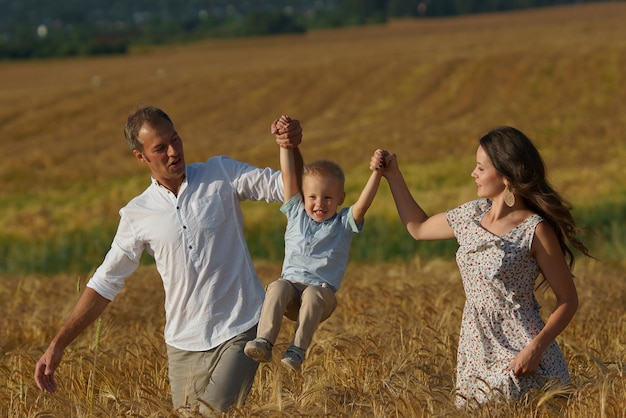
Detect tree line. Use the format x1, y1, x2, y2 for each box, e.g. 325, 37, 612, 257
0, 0, 607, 60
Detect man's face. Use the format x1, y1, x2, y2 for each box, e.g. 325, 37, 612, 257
133, 120, 185, 190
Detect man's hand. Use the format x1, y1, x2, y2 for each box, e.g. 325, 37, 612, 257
272, 115, 302, 149
34, 345, 63, 393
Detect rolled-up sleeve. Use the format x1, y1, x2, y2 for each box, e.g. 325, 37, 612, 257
86, 214, 143, 301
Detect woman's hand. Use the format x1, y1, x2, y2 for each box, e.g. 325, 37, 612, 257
507, 344, 542, 376
370, 149, 393, 173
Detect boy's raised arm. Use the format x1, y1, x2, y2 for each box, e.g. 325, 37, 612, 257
351, 150, 386, 225
274, 115, 303, 203
280, 146, 299, 203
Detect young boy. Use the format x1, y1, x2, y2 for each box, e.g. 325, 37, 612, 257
244, 116, 383, 372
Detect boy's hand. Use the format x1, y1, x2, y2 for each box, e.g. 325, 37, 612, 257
271, 115, 290, 134
272, 115, 302, 149
370, 149, 390, 171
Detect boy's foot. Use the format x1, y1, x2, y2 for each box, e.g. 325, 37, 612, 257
281, 345, 304, 372
244, 338, 273, 362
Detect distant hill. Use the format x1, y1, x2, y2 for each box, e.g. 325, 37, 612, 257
0, 0, 609, 59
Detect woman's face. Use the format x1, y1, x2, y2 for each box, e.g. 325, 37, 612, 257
471, 145, 506, 199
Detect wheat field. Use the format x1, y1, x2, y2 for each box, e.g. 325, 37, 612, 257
1, 2, 625, 417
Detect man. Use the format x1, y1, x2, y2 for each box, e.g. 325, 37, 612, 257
34, 106, 303, 414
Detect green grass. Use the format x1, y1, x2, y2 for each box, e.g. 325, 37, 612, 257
573, 195, 626, 263
2, 197, 622, 275
0, 225, 151, 276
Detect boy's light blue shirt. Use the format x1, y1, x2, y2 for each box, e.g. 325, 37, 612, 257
280, 192, 362, 292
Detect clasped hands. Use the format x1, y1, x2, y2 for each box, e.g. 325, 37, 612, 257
272, 115, 302, 149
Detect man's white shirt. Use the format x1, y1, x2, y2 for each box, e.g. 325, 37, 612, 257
87, 156, 283, 351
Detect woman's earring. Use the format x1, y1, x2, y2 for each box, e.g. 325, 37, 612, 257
504, 188, 516, 207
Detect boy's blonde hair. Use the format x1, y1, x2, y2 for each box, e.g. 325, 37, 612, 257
303, 160, 345, 187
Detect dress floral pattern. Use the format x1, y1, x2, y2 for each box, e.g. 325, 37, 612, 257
446, 199, 570, 408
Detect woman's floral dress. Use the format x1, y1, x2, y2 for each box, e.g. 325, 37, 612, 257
446, 199, 570, 407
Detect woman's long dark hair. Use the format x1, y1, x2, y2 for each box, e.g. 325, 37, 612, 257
479, 126, 591, 270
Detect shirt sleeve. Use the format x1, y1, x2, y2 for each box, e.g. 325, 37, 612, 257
280, 192, 302, 217
218, 156, 283, 203
346, 206, 362, 233
86, 214, 143, 301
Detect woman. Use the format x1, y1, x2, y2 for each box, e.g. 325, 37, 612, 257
372, 127, 590, 407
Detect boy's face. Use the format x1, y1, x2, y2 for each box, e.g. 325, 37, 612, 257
301, 175, 346, 223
